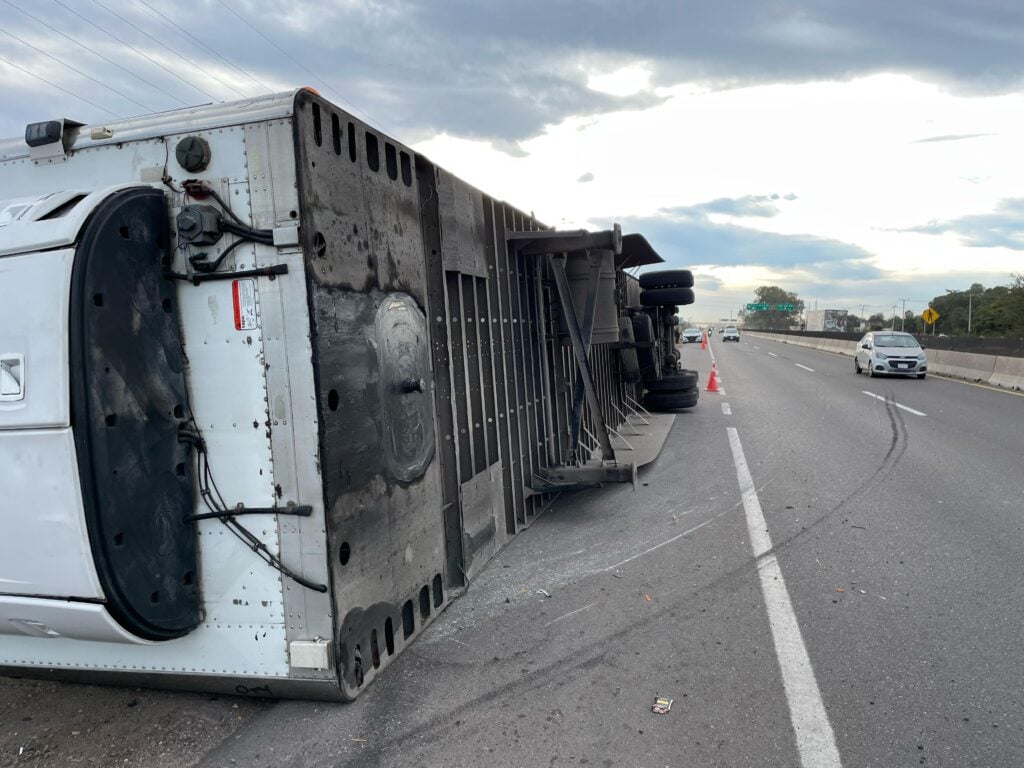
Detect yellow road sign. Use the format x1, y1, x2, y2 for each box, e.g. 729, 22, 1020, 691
921, 307, 939, 324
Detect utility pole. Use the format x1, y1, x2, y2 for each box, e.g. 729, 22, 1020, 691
899, 298, 907, 331
968, 292, 978, 335
890, 305, 897, 330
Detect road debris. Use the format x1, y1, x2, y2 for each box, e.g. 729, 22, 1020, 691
836, 588, 845, 593
651, 697, 673, 714
644, 594, 652, 602
536, 589, 551, 598
613, 570, 624, 579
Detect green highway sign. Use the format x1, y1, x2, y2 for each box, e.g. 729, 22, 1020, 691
746, 303, 769, 311
776, 303, 795, 311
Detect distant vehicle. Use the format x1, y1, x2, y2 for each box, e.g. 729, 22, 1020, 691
854, 331, 927, 378
682, 327, 702, 343
723, 327, 740, 341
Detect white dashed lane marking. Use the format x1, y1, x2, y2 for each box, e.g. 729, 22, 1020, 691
722, 403, 732, 415
862, 390, 926, 416
795, 363, 815, 372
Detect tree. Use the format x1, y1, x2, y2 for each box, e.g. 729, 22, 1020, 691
928, 277, 1024, 336
866, 313, 886, 331
743, 286, 804, 330
902, 311, 921, 334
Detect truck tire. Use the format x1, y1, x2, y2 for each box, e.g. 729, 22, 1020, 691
645, 371, 698, 392
639, 270, 694, 289
640, 287, 695, 306
644, 387, 699, 411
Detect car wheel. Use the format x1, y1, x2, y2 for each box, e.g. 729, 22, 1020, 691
867, 365, 875, 378
854, 358, 862, 374
917, 373, 926, 379
639, 269, 694, 289
643, 387, 700, 411
640, 287, 696, 306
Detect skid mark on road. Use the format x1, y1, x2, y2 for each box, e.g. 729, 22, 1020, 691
600, 509, 730, 572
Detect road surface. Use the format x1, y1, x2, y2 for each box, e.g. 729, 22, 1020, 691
2, 334, 1022, 768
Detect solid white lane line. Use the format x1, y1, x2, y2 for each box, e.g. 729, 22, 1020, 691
795, 363, 815, 372
722, 403, 732, 415
768, 352, 779, 357
861, 390, 927, 417
727, 428, 842, 768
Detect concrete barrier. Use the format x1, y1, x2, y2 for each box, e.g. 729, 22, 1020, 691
744, 332, 1023, 390
989, 356, 1024, 390
929, 350, 997, 383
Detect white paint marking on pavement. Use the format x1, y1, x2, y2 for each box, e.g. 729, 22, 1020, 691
722, 402, 732, 415
753, 346, 760, 350
727, 427, 842, 768
768, 352, 779, 357
861, 390, 926, 417
795, 363, 815, 372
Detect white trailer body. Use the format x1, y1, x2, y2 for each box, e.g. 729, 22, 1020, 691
0, 91, 674, 700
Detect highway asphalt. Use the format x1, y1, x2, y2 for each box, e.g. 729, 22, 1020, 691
194, 334, 1024, 768
2, 334, 1021, 768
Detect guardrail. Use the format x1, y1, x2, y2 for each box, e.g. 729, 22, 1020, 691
748, 328, 1024, 357
745, 331, 1024, 391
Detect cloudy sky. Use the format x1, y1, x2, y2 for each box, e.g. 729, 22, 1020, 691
2, 1, 1023, 323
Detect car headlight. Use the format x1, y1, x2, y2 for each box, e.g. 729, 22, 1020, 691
874, 353, 888, 360
917, 353, 926, 360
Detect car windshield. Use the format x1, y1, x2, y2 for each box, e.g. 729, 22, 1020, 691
874, 335, 920, 348
726, 327, 737, 332
685, 328, 699, 333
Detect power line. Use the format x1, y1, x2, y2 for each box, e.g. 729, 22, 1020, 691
90, 0, 246, 99
1, 27, 152, 112
0, 52, 122, 118
214, 0, 394, 135
132, 0, 274, 96
4, 0, 189, 107
51, 0, 212, 103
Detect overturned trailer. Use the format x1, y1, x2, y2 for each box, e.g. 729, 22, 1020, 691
0, 90, 695, 700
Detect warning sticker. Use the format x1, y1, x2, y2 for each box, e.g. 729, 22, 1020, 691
232, 279, 258, 330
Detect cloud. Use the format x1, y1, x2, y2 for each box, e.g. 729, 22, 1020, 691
3, 0, 1024, 142
576, 172, 594, 183
665, 194, 794, 219
610, 204, 883, 279
912, 132, 993, 143
903, 198, 1024, 250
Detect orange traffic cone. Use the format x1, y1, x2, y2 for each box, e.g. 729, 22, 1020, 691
705, 362, 720, 392
700, 331, 707, 350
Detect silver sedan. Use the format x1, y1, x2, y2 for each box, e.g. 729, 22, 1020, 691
854, 331, 928, 379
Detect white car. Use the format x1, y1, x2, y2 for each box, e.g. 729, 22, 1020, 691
681, 327, 702, 343
854, 331, 927, 378
722, 327, 740, 341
